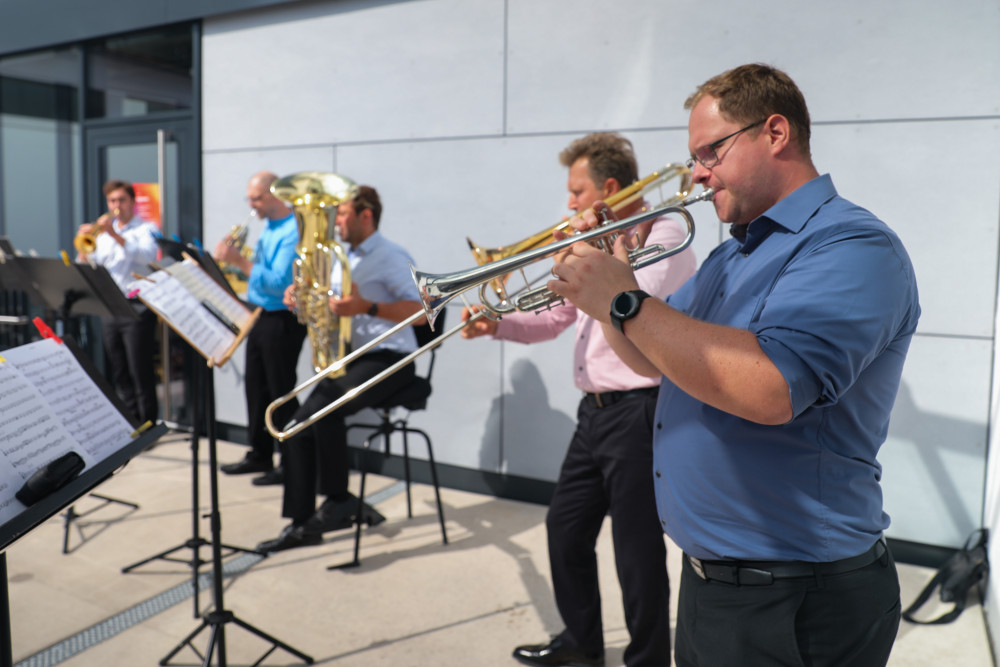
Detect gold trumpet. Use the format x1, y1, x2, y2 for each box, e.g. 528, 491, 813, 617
74, 208, 119, 255
264, 181, 714, 442
467, 164, 693, 310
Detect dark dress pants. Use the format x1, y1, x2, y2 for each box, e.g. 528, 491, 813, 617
675, 544, 900, 666
281, 350, 415, 524
546, 391, 671, 667
102, 305, 158, 424
244, 309, 306, 464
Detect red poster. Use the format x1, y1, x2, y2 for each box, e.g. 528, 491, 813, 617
133, 183, 162, 230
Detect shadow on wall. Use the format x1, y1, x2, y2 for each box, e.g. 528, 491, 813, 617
479, 357, 576, 496
887, 379, 988, 540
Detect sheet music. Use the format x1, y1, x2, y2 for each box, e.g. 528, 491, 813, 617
3, 338, 134, 462
134, 269, 236, 361
0, 345, 101, 525
166, 259, 251, 329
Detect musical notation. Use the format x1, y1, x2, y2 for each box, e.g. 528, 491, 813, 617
132, 258, 253, 364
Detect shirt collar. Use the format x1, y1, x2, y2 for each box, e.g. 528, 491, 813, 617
349, 230, 382, 257
737, 174, 838, 253
265, 211, 295, 229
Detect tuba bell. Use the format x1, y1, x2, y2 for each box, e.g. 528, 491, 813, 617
271, 172, 358, 374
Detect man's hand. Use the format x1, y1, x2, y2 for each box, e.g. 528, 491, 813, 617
547, 237, 639, 324
460, 305, 499, 338
328, 281, 370, 316
283, 284, 297, 311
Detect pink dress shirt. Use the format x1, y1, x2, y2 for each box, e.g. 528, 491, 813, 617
492, 216, 697, 393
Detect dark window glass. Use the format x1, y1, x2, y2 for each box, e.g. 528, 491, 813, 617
86, 24, 193, 119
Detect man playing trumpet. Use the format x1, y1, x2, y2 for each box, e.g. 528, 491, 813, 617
463, 133, 696, 667
76, 179, 160, 424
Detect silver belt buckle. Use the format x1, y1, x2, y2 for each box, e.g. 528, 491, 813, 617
688, 555, 707, 580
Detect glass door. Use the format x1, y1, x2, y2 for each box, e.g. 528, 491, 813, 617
84, 117, 200, 425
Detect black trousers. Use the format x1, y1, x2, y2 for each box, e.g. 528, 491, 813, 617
281, 350, 415, 524
244, 309, 306, 464
102, 305, 158, 424
675, 544, 900, 666
546, 391, 670, 667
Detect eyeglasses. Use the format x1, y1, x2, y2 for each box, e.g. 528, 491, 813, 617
685, 119, 766, 171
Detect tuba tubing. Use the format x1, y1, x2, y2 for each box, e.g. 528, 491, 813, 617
414, 187, 715, 328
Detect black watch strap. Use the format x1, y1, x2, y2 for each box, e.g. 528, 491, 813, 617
610, 290, 651, 334
367, 301, 379, 317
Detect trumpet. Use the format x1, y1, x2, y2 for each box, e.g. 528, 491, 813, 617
415, 186, 714, 328
264, 183, 713, 442
74, 208, 119, 255
468, 164, 693, 311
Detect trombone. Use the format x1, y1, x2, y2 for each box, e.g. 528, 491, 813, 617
264, 178, 714, 442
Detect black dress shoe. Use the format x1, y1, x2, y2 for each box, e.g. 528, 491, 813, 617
256, 524, 322, 553
512, 636, 604, 666
220, 455, 272, 475
252, 466, 284, 486
301, 497, 356, 535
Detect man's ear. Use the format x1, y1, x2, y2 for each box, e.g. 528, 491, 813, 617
766, 114, 792, 155
602, 177, 621, 199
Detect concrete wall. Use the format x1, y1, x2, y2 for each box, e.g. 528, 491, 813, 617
201, 0, 1000, 570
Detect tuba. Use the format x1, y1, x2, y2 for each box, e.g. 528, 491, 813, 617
271, 172, 358, 374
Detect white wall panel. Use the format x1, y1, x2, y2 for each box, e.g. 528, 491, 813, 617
881, 335, 991, 546
506, 0, 1000, 135
812, 120, 1000, 338
202, 0, 505, 150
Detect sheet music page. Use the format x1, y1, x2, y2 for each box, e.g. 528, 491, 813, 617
167, 259, 251, 329
0, 351, 93, 525
3, 338, 134, 462
134, 270, 235, 360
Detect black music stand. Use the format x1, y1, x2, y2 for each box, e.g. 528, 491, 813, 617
133, 261, 311, 666
0, 335, 168, 667
0, 259, 143, 549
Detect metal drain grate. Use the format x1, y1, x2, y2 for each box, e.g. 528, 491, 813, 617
15, 482, 405, 667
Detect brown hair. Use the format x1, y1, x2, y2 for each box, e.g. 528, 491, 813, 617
352, 185, 382, 227
102, 179, 135, 200
684, 63, 812, 157
558, 132, 639, 190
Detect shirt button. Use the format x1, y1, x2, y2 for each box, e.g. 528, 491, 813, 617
656, 422, 662, 430
655, 470, 661, 478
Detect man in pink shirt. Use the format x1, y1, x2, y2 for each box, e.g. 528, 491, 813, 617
463, 133, 696, 667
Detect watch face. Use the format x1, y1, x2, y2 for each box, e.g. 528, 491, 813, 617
614, 291, 638, 318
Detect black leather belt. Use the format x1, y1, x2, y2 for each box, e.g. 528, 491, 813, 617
583, 386, 657, 409
686, 539, 887, 586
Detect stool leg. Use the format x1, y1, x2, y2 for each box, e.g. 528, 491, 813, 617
401, 427, 413, 518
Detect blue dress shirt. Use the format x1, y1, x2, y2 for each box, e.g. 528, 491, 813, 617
246, 212, 298, 312
655, 174, 921, 562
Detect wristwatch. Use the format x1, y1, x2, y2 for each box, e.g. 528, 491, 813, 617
367, 301, 379, 317
609, 290, 651, 334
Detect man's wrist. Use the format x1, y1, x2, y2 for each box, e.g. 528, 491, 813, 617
609, 289, 651, 334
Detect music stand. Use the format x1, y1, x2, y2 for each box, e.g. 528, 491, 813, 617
132, 260, 312, 666
0, 334, 168, 667
0, 259, 145, 549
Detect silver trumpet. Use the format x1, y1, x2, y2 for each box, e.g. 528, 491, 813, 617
414, 186, 715, 328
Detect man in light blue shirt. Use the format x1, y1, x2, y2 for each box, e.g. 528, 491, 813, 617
216, 171, 306, 485
257, 185, 423, 553
548, 64, 919, 666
